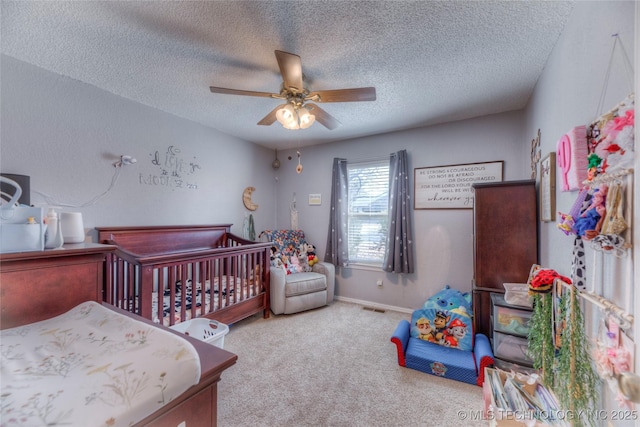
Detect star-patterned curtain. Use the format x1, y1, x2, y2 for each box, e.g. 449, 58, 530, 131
383, 149, 414, 273
325, 158, 349, 266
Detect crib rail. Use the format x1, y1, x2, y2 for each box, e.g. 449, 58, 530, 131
102, 230, 271, 326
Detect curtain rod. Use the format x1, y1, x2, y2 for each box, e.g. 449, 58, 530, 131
339, 153, 397, 164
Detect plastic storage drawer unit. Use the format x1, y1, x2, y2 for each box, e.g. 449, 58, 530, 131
493, 331, 532, 365
493, 305, 532, 336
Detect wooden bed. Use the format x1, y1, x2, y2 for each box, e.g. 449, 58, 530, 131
96, 224, 271, 326
0, 243, 237, 426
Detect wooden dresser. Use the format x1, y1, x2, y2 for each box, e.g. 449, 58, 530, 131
471, 180, 538, 337
0, 243, 115, 329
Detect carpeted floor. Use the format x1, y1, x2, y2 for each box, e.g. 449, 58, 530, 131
217, 301, 488, 426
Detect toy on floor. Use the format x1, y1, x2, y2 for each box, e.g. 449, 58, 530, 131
390, 285, 494, 386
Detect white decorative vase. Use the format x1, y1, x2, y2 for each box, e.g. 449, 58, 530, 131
60, 212, 85, 243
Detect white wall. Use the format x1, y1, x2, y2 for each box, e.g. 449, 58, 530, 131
523, 1, 636, 419
274, 110, 527, 308
1, 55, 277, 239
523, 0, 636, 326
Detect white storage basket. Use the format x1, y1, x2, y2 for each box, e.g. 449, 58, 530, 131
170, 318, 229, 348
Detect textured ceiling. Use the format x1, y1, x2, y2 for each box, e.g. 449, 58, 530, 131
1, 1, 575, 150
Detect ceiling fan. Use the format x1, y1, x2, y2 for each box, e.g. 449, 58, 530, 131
209, 50, 376, 130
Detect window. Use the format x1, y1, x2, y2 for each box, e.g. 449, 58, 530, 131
347, 159, 389, 266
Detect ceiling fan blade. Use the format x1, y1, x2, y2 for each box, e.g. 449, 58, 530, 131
305, 103, 341, 130
257, 104, 288, 126
210, 86, 277, 98
275, 50, 304, 94
307, 87, 376, 103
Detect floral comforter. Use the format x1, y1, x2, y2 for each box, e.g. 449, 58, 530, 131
1, 301, 201, 427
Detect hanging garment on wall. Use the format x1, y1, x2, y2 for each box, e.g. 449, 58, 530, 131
570, 236, 587, 290
242, 213, 250, 239
248, 213, 256, 241
556, 125, 588, 192
600, 182, 627, 235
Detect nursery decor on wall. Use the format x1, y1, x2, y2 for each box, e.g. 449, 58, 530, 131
556, 125, 588, 192
414, 161, 503, 209
557, 92, 634, 256
587, 93, 635, 180
142, 145, 201, 190
242, 186, 258, 211
530, 128, 541, 179
539, 152, 556, 222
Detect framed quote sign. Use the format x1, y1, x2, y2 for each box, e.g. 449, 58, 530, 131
414, 161, 504, 209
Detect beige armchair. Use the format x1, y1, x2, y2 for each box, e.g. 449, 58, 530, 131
261, 230, 335, 315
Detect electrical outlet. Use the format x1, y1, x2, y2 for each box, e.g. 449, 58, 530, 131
376, 279, 383, 287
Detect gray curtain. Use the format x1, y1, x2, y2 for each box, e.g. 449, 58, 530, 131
325, 158, 349, 266
383, 149, 414, 273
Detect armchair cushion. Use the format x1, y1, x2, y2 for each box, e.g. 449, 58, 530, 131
284, 272, 327, 297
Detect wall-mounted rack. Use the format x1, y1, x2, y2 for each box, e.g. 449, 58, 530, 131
558, 279, 634, 330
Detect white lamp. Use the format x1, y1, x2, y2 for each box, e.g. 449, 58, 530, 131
275, 104, 316, 130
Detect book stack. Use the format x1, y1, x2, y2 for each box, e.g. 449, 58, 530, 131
483, 367, 568, 426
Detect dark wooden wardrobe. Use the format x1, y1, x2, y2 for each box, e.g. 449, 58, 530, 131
472, 180, 539, 337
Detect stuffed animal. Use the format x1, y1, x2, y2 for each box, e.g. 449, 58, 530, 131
270, 246, 288, 273
422, 285, 472, 313
270, 246, 278, 263
297, 252, 312, 272
299, 243, 319, 267
287, 253, 300, 274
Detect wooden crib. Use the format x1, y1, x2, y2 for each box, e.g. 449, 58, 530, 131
97, 224, 271, 326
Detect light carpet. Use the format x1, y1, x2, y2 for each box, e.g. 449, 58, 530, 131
217, 301, 488, 426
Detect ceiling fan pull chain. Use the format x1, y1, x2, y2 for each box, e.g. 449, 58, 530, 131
296, 151, 303, 174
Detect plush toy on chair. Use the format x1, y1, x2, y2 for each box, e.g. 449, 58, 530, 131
261, 229, 335, 315
390, 285, 494, 386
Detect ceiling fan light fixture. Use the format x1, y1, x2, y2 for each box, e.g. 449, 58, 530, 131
211, 50, 375, 131
298, 107, 315, 129
276, 104, 299, 129
282, 118, 300, 130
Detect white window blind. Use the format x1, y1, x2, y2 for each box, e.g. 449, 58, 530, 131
347, 160, 389, 266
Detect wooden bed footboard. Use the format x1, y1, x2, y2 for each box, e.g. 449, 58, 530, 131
97, 225, 272, 326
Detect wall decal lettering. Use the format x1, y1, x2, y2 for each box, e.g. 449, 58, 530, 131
140, 145, 201, 190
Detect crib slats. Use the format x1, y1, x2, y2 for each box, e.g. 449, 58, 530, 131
102, 232, 271, 326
